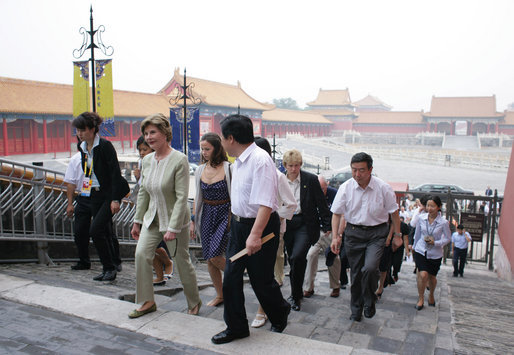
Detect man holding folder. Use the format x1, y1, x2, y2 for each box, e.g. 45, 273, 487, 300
211, 114, 291, 345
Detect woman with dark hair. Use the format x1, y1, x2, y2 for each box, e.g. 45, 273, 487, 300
72, 111, 129, 281
412, 195, 451, 310
190, 132, 231, 307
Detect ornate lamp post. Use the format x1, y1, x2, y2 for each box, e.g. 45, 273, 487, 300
169, 68, 202, 156
73, 6, 113, 112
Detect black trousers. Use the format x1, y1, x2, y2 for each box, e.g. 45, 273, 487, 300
284, 215, 312, 301
223, 212, 290, 334
453, 247, 468, 276
74, 196, 92, 266
391, 245, 405, 277
340, 243, 349, 286
89, 190, 117, 272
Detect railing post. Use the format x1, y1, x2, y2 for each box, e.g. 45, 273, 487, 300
488, 191, 498, 270
33, 162, 54, 266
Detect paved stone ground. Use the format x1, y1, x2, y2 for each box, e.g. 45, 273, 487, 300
0, 298, 219, 355
4, 256, 512, 354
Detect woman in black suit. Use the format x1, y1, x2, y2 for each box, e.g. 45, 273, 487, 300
72, 112, 129, 281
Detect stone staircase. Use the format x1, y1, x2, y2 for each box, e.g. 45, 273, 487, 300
443, 135, 479, 150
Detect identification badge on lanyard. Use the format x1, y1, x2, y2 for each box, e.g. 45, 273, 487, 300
80, 153, 94, 197
80, 177, 93, 197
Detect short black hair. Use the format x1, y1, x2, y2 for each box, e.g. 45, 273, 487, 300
420, 194, 430, 207
457, 224, 464, 229
351, 152, 373, 169
136, 136, 149, 149
72, 112, 103, 134
220, 114, 254, 144
254, 136, 272, 157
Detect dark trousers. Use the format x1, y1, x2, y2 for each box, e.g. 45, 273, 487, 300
344, 223, 388, 316
340, 244, 349, 286
392, 245, 405, 277
223, 212, 290, 334
74, 196, 92, 266
284, 216, 312, 301
89, 190, 116, 272
453, 247, 468, 276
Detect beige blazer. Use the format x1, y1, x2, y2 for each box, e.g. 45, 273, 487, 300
133, 150, 190, 233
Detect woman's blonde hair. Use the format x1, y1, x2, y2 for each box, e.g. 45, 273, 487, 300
282, 149, 303, 166
141, 113, 172, 142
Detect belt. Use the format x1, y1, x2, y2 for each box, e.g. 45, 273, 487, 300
233, 212, 277, 225
204, 198, 230, 206
347, 222, 387, 230
233, 215, 256, 225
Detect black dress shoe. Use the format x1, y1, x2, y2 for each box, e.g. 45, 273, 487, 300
289, 297, 301, 311
364, 303, 376, 318
270, 304, 291, 333
428, 301, 436, 307
93, 272, 105, 281
102, 270, 117, 281
71, 263, 90, 270
116, 264, 122, 272
211, 329, 249, 344
350, 314, 362, 322
415, 304, 424, 311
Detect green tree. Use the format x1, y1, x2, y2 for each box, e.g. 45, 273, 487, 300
272, 97, 300, 110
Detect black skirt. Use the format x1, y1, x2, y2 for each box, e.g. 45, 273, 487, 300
413, 251, 442, 276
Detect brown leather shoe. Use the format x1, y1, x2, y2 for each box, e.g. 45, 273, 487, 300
330, 288, 340, 298
303, 290, 314, 298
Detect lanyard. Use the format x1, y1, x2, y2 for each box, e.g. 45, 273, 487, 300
83, 153, 94, 178
425, 219, 436, 236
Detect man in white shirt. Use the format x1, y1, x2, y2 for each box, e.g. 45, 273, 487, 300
451, 224, 472, 277
211, 115, 290, 345
331, 152, 401, 322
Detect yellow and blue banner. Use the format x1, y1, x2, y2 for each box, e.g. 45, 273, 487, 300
170, 107, 200, 162
95, 59, 115, 136
73, 61, 90, 117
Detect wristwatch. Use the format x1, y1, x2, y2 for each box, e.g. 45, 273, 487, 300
394, 232, 402, 237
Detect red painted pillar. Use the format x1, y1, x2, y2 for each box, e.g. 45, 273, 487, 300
43, 119, 48, 153
450, 121, 454, 135
129, 121, 134, 148
2, 119, 8, 156
30, 120, 36, 153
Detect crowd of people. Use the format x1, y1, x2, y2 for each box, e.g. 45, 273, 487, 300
64, 111, 473, 345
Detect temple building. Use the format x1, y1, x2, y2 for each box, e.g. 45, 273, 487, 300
422, 96, 505, 135
305, 89, 357, 133
353, 94, 392, 112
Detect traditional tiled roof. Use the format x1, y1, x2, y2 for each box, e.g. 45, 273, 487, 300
503, 111, 514, 125
306, 89, 352, 107
424, 96, 503, 117
354, 111, 423, 124
0, 77, 171, 118
262, 109, 332, 124
159, 68, 274, 111
308, 108, 357, 117
353, 94, 392, 109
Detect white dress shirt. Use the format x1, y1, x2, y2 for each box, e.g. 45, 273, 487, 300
452, 231, 471, 249
230, 143, 278, 218
63, 152, 84, 192
276, 170, 297, 233
331, 176, 398, 226
287, 174, 302, 215
413, 213, 451, 259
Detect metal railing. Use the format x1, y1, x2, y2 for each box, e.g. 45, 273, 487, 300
0, 158, 201, 247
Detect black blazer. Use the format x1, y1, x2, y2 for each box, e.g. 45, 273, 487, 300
297, 170, 332, 245
79, 137, 129, 202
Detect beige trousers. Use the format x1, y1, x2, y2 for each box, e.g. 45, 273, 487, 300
135, 219, 201, 311
303, 232, 341, 291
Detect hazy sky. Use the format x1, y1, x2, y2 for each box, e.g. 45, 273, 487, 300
1, 0, 513, 111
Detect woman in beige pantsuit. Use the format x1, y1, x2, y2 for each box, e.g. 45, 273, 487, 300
129, 113, 201, 318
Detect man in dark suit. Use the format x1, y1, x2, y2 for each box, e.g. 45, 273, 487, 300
282, 149, 331, 311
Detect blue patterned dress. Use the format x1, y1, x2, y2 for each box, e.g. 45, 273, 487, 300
200, 179, 230, 260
